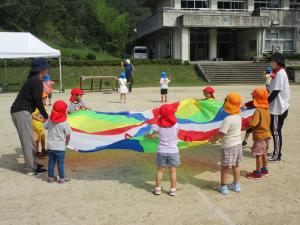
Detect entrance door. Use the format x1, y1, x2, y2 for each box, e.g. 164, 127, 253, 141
190, 29, 209, 61
217, 30, 237, 60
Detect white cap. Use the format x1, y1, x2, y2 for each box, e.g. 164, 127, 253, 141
125, 59, 131, 64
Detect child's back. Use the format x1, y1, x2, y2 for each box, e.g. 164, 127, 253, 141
152, 124, 179, 153
45, 120, 71, 150
220, 114, 242, 148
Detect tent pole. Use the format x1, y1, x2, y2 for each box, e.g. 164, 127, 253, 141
4, 59, 8, 84
58, 57, 62, 93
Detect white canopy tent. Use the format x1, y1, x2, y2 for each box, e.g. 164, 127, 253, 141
0, 32, 62, 92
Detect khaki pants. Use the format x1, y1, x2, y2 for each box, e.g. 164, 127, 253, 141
11, 111, 37, 173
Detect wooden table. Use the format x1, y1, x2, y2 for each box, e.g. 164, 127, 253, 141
80, 76, 118, 92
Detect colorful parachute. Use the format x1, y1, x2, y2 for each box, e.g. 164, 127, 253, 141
67, 98, 255, 153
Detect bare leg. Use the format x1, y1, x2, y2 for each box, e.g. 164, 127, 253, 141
232, 165, 240, 183
161, 95, 164, 102
256, 155, 263, 171
156, 166, 164, 188
262, 154, 268, 168
169, 167, 177, 189
124, 94, 127, 103
35, 141, 40, 153
41, 138, 46, 150
221, 166, 229, 185
165, 94, 168, 102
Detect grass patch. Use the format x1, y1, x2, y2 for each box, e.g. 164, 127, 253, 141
0, 65, 206, 91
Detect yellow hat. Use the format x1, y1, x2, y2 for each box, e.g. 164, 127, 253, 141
252, 88, 269, 109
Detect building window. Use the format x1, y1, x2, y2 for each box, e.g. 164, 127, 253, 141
181, 0, 209, 9
265, 29, 294, 52
290, 0, 300, 9
254, 0, 281, 9
217, 0, 245, 10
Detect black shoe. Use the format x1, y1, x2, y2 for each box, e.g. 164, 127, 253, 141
37, 164, 45, 169
33, 167, 47, 175
242, 141, 247, 147
268, 156, 281, 162
267, 153, 273, 156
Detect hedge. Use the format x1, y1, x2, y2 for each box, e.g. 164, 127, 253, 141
0, 59, 183, 68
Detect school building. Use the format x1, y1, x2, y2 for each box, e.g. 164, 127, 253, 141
135, 0, 300, 61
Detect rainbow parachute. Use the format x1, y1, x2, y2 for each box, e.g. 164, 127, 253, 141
67, 98, 254, 153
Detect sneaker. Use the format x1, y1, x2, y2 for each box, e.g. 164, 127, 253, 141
47, 177, 57, 183
246, 171, 262, 180
242, 141, 248, 147
217, 185, 228, 195
261, 168, 269, 176
57, 177, 70, 184
169, 188, 176, 196
37, 163, 45, 169
228, 182, 241, 193
268, 156, 281, 162
27, 167, 47, 176
153, 187, 162, 195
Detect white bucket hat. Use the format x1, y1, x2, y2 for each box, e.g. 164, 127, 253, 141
125, 59, 131, 64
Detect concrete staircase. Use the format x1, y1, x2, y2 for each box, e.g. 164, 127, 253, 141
195, 62, 269, 83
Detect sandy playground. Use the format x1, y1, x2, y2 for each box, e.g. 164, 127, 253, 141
0, 85, 300, 225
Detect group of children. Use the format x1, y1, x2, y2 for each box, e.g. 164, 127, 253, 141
34, 57, 283, 194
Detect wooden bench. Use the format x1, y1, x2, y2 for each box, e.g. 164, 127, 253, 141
80, 76, 118, 92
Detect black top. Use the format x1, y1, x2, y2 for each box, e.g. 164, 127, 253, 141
11, 75, 48, 119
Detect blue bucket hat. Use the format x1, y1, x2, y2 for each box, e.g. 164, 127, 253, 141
161, 72, 167, 78
119, 72, 126, 78
44, 74, 51, 81
30, 58, 50, 73
265, 67, 272, 74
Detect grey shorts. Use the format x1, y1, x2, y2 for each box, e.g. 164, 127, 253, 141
221, 144, 243, 167
156, 152, 181, 167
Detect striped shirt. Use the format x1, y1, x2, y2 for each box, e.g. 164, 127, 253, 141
68, 100, 88, 114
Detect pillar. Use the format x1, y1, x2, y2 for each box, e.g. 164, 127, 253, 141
173, 28, 181, 59
210, 0, 218, 10
247, 0, 254, 11
209, 29, 217, 60
181, 27, 190, 61
174, 0, 181, 9
256, 28, 265, 59
282, 0, 290, 9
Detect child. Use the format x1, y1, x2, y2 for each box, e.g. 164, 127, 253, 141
43, 74, 54, 106
242, 99, 255, 147
145, 104, 180, 196
68, 88, 90, 114
209, 92, 243, 195
119, 72, 129, 104
160, 72, 170, 103
245, 88, 272, 179
202, 86, 215, 100
263, 67, 272, 90
32, 92, 48, 157
44, 100, 72, 183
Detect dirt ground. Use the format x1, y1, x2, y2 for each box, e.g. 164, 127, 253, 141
0, 85, 299, 225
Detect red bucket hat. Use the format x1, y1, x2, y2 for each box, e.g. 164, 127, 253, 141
69, 88, 84, 102
157, 104, 177, 128
50, 100, 68, 123
203, 86, 215, 99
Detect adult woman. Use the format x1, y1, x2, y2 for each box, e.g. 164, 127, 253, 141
121, 59, 135, 93
268, 53, 290, 162
11, 58, 49, 175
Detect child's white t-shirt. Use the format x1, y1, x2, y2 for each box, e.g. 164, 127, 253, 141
119, 78, 128, 94
219, 115, 242, 148
160, 78, 170, 89
268, 69, 290, 115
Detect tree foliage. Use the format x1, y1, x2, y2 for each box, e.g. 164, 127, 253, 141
0, 0, 150, 55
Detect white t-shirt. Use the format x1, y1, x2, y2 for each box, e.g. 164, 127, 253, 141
152, 124, 179, 153
268, 69, 290, 115
219, 115, 242, 148
160, 78, 170, 89
119, 78, 128, 94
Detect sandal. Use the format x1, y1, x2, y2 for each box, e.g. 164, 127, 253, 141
153, 187, 162, 195
169, 188, 176, 196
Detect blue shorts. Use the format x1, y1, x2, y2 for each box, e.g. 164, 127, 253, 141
156, 152, 181, 167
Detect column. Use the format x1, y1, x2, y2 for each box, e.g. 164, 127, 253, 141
209, 29, 217, 60
181, 27, 190, 61
247, 0, 255, 11
210, 0, 218, 10
174, 0, 181, 9
256, 28, 264, 59
173, 28, 181, 59
282, 0, 290, 9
